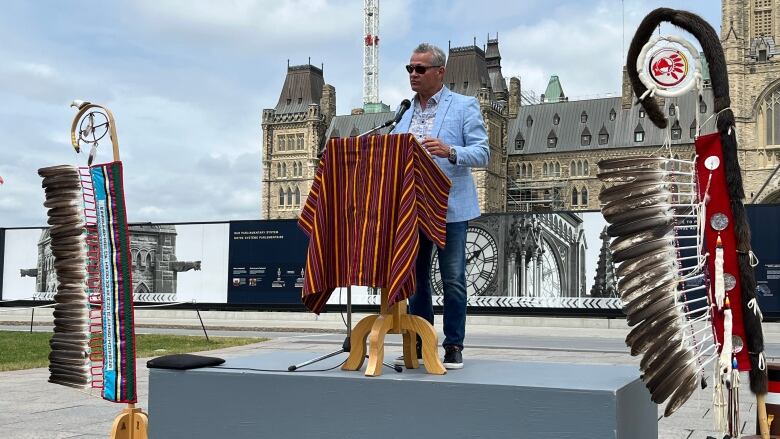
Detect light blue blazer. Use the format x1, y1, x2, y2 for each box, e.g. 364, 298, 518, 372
391, 86, 490, 223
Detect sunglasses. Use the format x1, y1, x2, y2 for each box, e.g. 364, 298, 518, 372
405, 64, 442, 74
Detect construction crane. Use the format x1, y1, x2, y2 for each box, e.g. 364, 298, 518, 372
363, 0, 379, 106
362, 0, 389, 112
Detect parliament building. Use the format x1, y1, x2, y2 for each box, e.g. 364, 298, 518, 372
261, 0, 780, 221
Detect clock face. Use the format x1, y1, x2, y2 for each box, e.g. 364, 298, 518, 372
431, 226, 498, 296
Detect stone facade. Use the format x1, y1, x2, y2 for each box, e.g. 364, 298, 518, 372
722, 0, 780, 202
260, 65, 333, 220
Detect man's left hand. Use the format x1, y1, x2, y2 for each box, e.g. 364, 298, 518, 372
421, 137, 450, 158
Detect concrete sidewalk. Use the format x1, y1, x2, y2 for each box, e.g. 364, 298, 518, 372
0, 310, 777, 438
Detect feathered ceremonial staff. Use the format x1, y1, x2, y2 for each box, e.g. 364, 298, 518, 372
597, 7, 769, 438
38, 101, 148, 438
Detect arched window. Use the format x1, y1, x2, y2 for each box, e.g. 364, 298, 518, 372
571, 188, 578, 206
583, 160, 589, 175
577, 160, 584, 176
298, 161, 303, 176
279, 136, 286, 151
521, 163, 527, 177
287, 188, 293, 205
528, 164, 533, 176
570, 161, 576, 176
543, 163, 549, 176
277, 163, 282, 177
555, 162, 560, 176
295, 187, 301, 206
758, 86, 780, 147
297, 134, 304, 149
146, 253, 152, 268
279, 188, 285, 206
282, 162, 287, 177
581, 187, 588, 206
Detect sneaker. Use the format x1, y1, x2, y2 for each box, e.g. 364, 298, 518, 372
443, 345, 463, 370
393, 344, 423, 366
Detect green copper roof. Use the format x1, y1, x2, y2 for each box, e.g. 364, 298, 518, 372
543, 75, 565, 103
363, 102, 391, 113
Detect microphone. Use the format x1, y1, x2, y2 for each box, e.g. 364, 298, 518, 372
359, 99, 412, 136
388, 99, 411, 128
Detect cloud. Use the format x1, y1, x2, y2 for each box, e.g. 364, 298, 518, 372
127, 0, 364, 52
0, 0, 722, 229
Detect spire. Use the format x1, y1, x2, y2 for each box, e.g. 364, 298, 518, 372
590, 227, 618, 298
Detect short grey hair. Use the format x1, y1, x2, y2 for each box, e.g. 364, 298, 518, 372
413, 43, 446, 66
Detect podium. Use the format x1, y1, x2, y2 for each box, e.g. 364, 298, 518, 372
342, 289, 445, 376
298, 134, 451, 376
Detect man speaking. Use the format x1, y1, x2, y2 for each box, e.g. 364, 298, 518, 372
391, 43, 489, 369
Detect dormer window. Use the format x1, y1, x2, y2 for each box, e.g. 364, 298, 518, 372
690, 120, 697, 138
287, 98, 292, 105
581, 127, 592, 146
298, 97, 303, 104
671, 120, 682, 140
581, 111, 588, 123
515, 132, 525, 150
609, 109, 616, 121
526, 115, 533, 128
553, 113, 560, 125
639, 109, 645, 118
547, 130, 557, 148
669, 104, 676, 116
598, 125, 609, 145
463, 81, 469, 90
634, 122, 645, 142
700, 101, 707, 113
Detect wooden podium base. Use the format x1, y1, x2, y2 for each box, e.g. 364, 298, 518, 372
343, 288, 446, 376
110, 403, 148, 439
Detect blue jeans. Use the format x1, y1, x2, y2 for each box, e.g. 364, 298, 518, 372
409, 221, 468, 350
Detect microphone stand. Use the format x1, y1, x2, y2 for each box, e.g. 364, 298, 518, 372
288, 110, 408, 374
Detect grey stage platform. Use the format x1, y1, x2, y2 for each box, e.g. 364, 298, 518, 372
148, 350, 656, 439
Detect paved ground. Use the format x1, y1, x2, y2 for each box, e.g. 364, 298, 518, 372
0, 310, 777, 438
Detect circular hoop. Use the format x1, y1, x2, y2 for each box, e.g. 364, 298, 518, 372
636, 35, 703, 98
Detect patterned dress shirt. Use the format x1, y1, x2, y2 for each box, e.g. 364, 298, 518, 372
408, 86, 445, 143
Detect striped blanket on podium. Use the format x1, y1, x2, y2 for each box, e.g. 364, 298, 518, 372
299, 133, 451, 314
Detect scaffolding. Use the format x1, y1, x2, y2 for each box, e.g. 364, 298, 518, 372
506, 177, 566, 212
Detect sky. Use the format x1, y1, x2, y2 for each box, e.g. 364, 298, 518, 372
0, 0, 719, 228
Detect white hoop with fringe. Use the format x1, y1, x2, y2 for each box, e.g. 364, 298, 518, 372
636, 34, 703, 99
